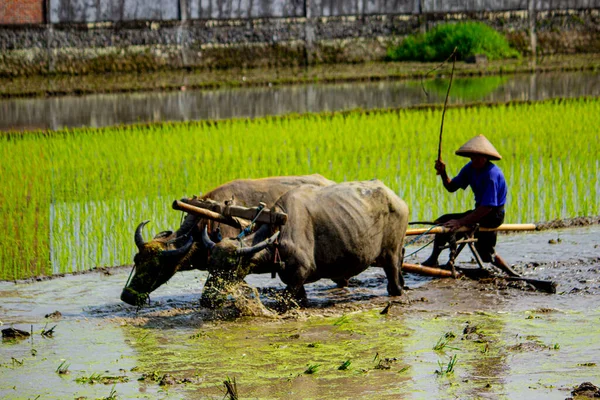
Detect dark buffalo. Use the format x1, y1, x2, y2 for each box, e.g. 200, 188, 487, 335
121, 174, 334, 306
201, 180, 409, 307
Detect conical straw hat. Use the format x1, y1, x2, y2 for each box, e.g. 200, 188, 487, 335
455, 135, 502, 160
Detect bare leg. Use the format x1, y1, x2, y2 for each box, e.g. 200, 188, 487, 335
491, 254, 519, 277
421, 237, 442, 267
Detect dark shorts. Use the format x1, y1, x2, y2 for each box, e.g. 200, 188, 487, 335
435, 207, 505, 262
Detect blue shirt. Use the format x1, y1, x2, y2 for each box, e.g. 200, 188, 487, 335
452, 161, 507, 208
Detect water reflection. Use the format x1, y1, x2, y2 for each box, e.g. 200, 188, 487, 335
0, 71, 598, 132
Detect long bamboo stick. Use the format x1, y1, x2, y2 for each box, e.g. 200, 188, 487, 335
406, 223, 536, 236
437, 48, 457, 164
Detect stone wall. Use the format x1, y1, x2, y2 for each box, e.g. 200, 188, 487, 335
45, 0, 600, 23
0, 8, 598, 76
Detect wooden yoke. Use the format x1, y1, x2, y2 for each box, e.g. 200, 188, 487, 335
173, 198, 288, 226
172, 200, 244, 229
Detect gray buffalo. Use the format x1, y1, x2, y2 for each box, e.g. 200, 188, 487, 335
121, 174, 334, 307
200, 180, 409, 307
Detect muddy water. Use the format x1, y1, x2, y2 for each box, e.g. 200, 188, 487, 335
1, 225, 599, 399
1, 71, 598, 131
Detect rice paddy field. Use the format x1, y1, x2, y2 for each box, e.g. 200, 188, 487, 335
1, 97, 598, 281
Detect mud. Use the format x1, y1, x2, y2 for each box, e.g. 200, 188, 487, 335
1, 224, 599, 399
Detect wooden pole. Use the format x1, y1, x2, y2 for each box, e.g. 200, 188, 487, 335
437, 48, 457, 164
172, 200, 242, 228
402, 263, 454, 277
402, 262, 557, 293
406, 223, 536, 236
174, 199, 288, 226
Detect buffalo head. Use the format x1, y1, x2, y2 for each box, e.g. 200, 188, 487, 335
120, 220, 194, 307
199, 226, 279, 307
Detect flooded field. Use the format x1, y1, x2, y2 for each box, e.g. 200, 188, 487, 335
1, 224, 599, 399
1, 70, 598, 131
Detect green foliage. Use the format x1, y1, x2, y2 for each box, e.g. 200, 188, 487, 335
387, 22, 520, 62
75, 373, 128, 385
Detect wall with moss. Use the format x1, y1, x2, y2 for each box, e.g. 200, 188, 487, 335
0, 9, 598, 77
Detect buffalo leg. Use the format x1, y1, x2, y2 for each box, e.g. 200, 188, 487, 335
276, 284, 307, 310
332, 278, 349, 288
397, 248, 406, 289
382, 251, 403, 296
277, 252, 313, 307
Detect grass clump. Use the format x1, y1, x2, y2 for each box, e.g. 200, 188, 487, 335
304, 364, 320, 374
338, 360, 352, 370
433, 332, 458, 351
387, 22, 520, 62
55, 360, 70, 375
435, 354, 458, 375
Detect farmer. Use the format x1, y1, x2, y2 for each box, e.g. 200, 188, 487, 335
421, 134, 518, 276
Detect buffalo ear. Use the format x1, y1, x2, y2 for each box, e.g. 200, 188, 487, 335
154, 230, 174, 239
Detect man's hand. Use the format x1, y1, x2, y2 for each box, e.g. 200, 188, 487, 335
435, 159, 446, 176
443, 219, 462, 232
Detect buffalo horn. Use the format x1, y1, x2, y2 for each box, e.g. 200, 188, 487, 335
135, 220, 150, 250
202, 227, 216, 250
236, 231, 280, 256
161, 236, 194, 259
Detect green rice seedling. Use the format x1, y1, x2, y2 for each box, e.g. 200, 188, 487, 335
101, 385, 118, 400
436, 354, 458, 375
433, 332, 458, 351
55, 360, 70, 375
338, 360, 352, 370
304, 364, 320, 374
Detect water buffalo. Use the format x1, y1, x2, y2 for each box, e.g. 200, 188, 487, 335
200, 180, 409, 307
121, 174, 334, 307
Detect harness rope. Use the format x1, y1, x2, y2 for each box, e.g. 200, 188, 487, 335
403, 223, 441, 259
236, 203, 266, 242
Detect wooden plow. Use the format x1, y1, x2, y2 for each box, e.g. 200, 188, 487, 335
402, 223, 557, 293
